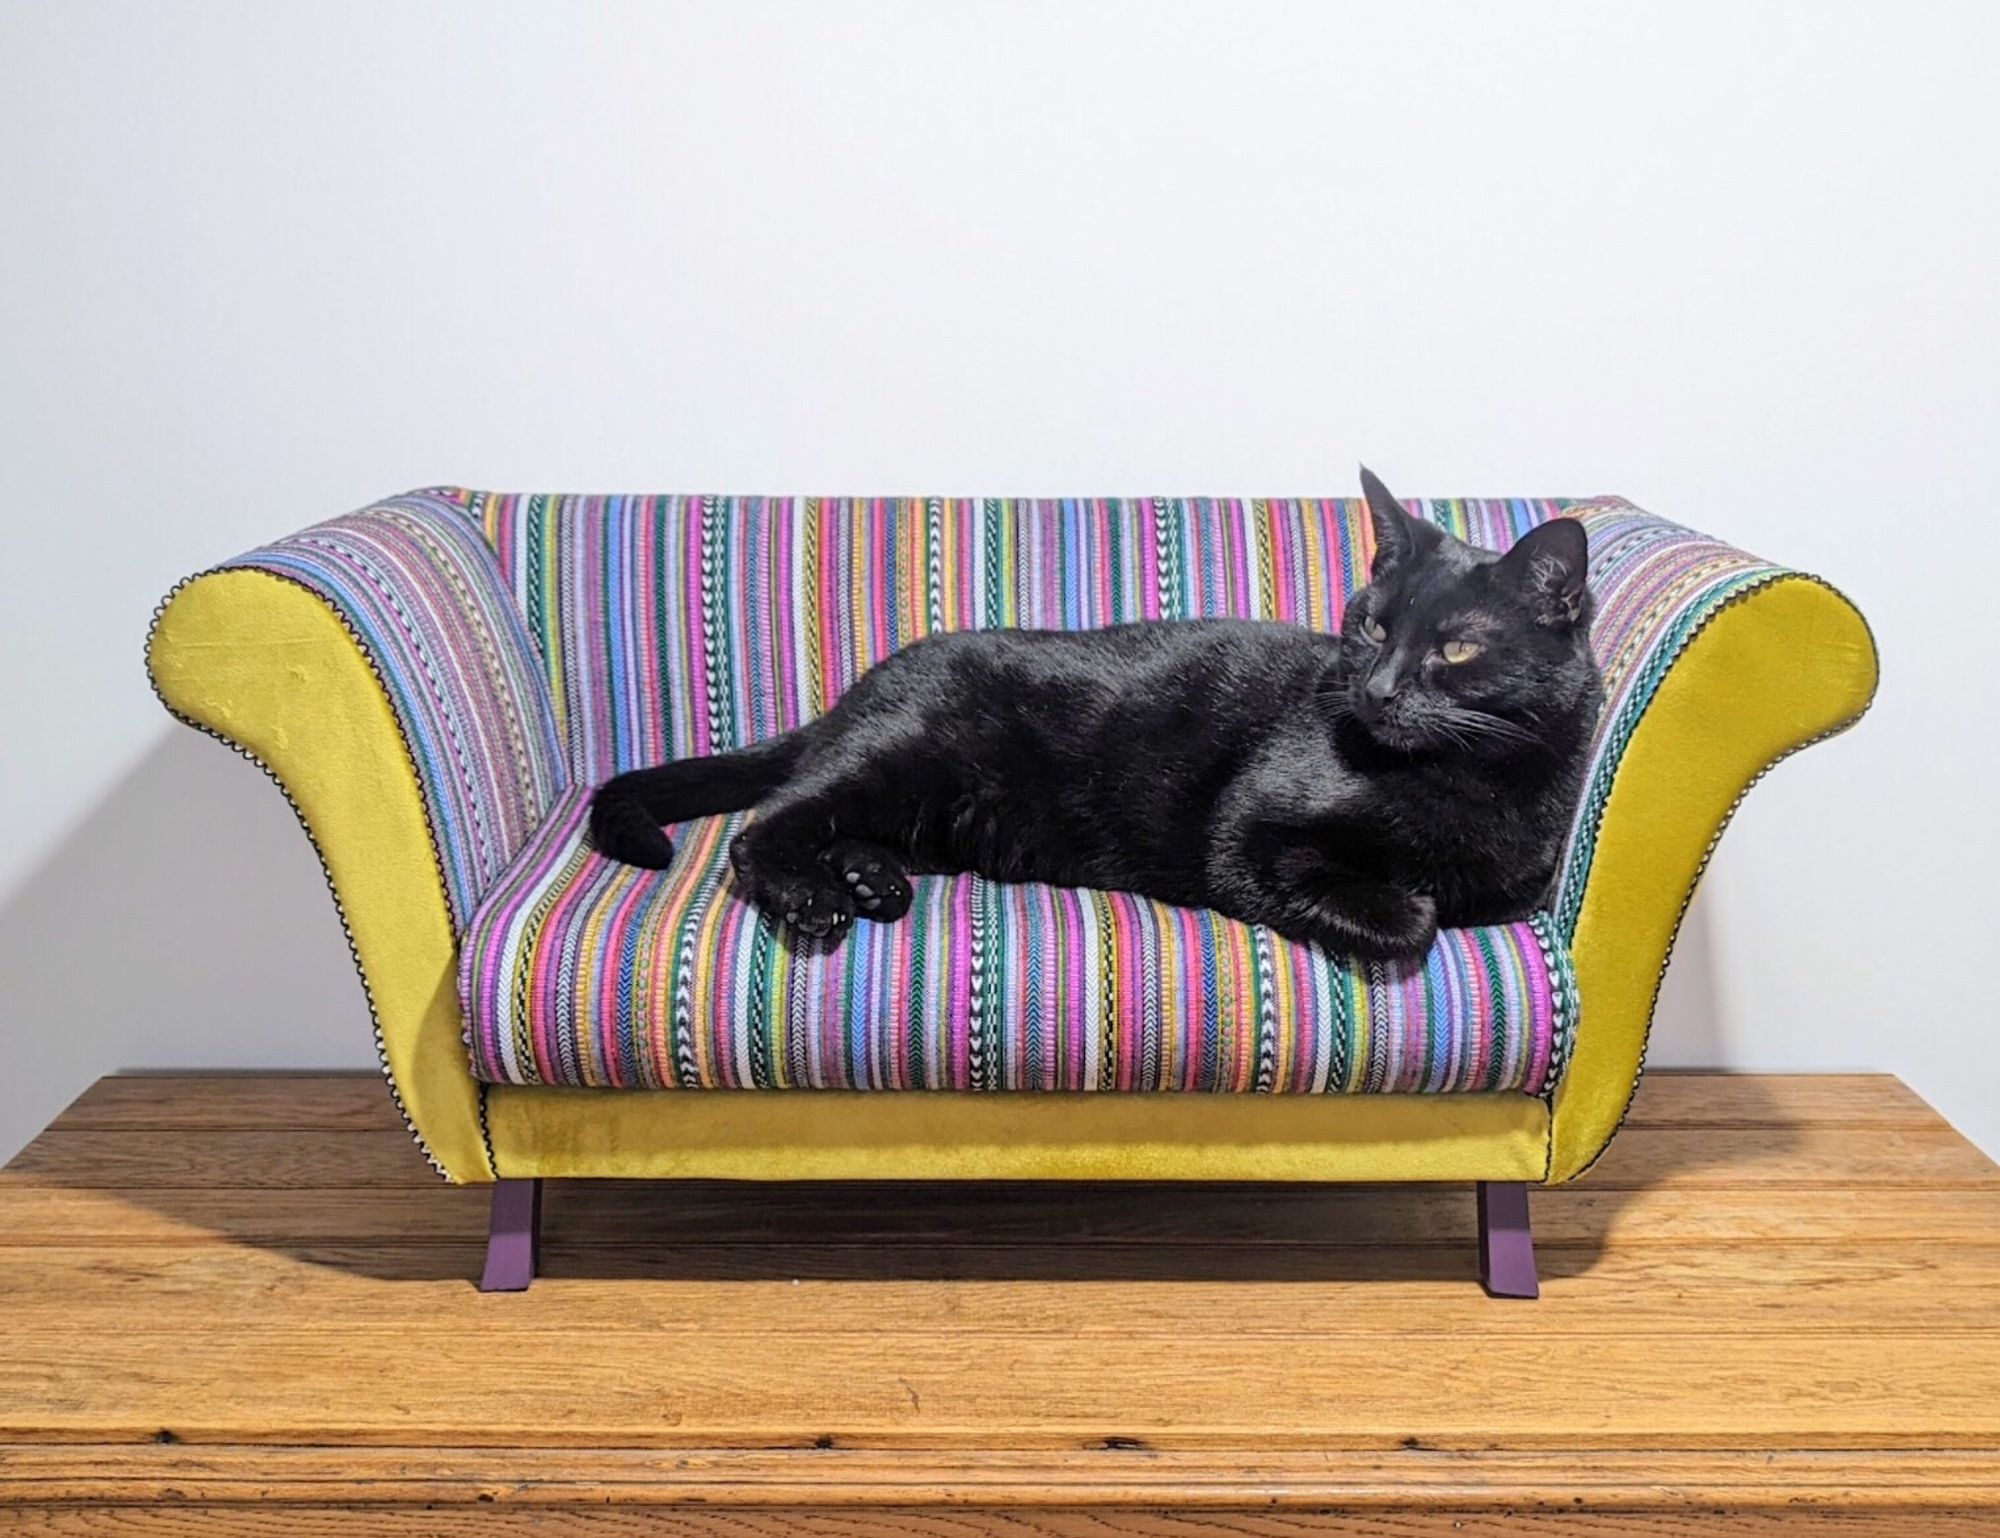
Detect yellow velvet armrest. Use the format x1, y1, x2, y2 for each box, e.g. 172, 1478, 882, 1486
146, 494, 569, 1182
1547, 524, 1877, 1181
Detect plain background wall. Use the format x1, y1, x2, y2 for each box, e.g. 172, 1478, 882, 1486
2, 1, 1995, 1162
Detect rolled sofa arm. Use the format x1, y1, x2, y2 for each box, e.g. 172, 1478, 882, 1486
146, 491, 567, 1181
1545, 499, 1878, 1182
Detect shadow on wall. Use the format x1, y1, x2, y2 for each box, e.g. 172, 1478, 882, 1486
0, 728, 376, 1163
1647, 890, 1730, 1068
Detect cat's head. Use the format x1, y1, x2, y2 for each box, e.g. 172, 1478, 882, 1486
1336, 467, 1601, 760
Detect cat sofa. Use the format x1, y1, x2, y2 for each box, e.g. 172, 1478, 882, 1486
147, 489, 1875, 1296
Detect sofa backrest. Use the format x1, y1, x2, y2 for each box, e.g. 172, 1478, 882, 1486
446, 491, 1567, 783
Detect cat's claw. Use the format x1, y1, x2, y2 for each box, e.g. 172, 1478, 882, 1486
744, 862, 856, 941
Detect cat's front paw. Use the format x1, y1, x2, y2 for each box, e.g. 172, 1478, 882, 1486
820, 839, 913, 922
730, 833, 857, 940
1326, 887, 1439, 963
760, 869, 857, 940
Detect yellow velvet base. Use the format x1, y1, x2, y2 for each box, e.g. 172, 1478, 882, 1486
484, 1084, 1551, 1182
150, 558, 1875, 1189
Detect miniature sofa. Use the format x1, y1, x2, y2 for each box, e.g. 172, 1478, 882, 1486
147, 490, 1876, 1296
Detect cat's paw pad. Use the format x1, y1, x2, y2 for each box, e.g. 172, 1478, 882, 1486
820, 839, 913, 922
756, 869, 856, 940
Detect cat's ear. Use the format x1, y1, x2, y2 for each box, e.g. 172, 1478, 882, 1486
1497, 517, 1590, 628
1360, 465, 1435, 579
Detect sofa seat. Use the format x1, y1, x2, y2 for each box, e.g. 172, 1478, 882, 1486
459, 785, 1577, 1095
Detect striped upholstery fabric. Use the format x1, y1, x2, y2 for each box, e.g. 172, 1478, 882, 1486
450, 491, 1563, 780
460, 790, 1575, 1093
222, 487, 1787, 1097
220, 495, 568, 926
442, 492, 1591, 1096
1548, 499, 1786, 937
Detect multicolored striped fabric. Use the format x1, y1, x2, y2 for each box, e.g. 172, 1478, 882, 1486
220, 494, 568, 926
440, 491, 1589, 1096
447, 492, 1563, 782
1548, 499, 1786, 937
217, 486, 1789, 1099
459, 789, 1576, 1093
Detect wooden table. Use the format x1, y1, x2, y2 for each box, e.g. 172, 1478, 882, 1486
2, 1071, 1997, 1534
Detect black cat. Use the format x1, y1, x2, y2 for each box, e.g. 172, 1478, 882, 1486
590, 470, 1603, 962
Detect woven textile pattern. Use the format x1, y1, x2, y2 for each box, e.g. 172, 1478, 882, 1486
446, 493, 1585, 1095
1548, 499, 1786, 936
216, 489, 1782, 1098
459, 789, 1573, 1093
455, 492, 1561, 781
220, 495, 569, 925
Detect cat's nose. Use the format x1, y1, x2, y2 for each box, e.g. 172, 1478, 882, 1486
1364, 668, 1400, 705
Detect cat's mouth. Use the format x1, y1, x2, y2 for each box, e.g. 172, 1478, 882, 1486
1347, 694, 1420, 753
1354, 697, 1540, 761
1349, 692, 1478, 757
1356, 714, 1426, 754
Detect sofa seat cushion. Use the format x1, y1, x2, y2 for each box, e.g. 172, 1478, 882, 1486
459, 788, 1578, 1095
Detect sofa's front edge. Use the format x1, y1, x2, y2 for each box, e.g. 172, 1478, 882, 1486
1548, 574, 1878, 1183
148, 569, 493, 1182
485, 1083, 1552, 1183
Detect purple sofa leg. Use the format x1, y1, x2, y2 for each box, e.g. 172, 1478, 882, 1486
479, 1178, 542, 1292
1477, 1180, 1539, 1299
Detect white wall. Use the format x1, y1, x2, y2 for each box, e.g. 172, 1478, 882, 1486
3, 0, 1995, 1161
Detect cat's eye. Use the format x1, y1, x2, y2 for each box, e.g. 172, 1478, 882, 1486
1440, 639, 1482, 665
1361, 616, 1387, 644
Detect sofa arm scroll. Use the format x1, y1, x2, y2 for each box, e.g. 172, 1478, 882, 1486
146, 492, 567, 1180
1547, 502, 1877, 1181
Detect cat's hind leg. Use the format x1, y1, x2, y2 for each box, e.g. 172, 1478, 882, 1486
820, 838, 913, 922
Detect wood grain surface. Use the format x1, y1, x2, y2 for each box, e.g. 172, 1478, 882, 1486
1, 1072, 1994, 1534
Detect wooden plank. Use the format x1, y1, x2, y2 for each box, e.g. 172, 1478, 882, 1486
1623, 1073, 1941, 1130
1582, 1127, 1998, 1189
3, 1074, 1998, 1527
57, 1077, 401, 1133
3, 1131, 439, 1190
9, 1444, 2000, 1509
4, 1243, 2000, 1338
10, 1118, 1993, 1197
3, 1329, 1998, 1449
5, 1504, 1999, 1535
0, 1186, 487, 1247
8, 1179, 2000, 1252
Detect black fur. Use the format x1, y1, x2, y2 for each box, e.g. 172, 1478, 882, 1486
590, 469, 1603, 962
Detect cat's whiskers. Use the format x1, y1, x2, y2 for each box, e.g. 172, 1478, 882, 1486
1433, 703, 1538, 747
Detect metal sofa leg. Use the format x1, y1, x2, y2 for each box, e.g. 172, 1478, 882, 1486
480, 1178, 543, 1292
1477, 1180, 1539, 1299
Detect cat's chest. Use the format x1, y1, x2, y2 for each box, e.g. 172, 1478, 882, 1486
1343, 767, 1542, 867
